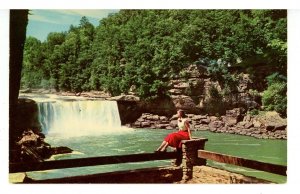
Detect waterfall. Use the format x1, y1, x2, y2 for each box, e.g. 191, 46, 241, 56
37, 100, 129, 136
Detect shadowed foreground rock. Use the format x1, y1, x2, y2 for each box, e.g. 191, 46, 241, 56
14, 129, 73, 163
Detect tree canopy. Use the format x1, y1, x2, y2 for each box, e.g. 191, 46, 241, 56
21, 10, 287, 101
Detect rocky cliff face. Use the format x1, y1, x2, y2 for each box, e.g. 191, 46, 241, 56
117, 64, 266, 123
167, 64, 261, 114
115, 96, 177, 125
118, 64, 260, 119
11, 99, 41, 142
115, 64, 286, 139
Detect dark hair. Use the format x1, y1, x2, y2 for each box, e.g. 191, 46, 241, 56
178, 109, 186, 118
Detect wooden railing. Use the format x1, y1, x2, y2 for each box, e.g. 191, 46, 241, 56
198, 150, 287, 176
10, 138, 286, 183
10, 152, 179, 173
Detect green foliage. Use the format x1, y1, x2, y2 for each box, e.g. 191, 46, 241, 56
21, 10, 287, 101
21, 36, 44, 88
248, 109, 259, 116
262, 82, 287, 116
262, 73, 287, 116
206, 59, 239, 107
231, 10, 287, 81
207, 60, 238, 93
204, 85, 227, 115
266, 72, 287, 85
248, 89, 260, 97
21, 17, 94, 92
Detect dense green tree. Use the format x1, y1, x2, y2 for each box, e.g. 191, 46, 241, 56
43, 32, 66, 90
21, 10, 287, 110
262, 73, 287, 116
21, 36, 44, 88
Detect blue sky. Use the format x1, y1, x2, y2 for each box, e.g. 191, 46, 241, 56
26, 10, 119, 41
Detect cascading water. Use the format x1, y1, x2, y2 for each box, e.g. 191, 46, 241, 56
37, 100, 130, 136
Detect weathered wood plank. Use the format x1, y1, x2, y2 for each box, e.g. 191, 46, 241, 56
198, 150, 287, 176
23, 166, 183, 183
10, 152, 179, 173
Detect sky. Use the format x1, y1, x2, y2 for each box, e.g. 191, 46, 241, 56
26, 10, 119, 41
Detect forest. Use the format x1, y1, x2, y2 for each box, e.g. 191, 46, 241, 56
21, 10, 287, 116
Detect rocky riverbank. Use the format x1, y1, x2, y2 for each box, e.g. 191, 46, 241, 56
10, 99, 73, 163
131, 108, 287, 140
12, 129, 73, 163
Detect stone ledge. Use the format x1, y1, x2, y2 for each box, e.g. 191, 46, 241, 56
181, 138, 208, 144
178, 166, 273, 184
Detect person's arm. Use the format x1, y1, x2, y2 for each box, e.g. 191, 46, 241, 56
185, 120, 192, 139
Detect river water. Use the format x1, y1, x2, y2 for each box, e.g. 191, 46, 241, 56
20, 94, 286, 183
26, 129, 287, 183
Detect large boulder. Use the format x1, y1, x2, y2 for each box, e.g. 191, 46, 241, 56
13, 128, 72, 163
141, 121, 151, 128
209, 121, 224, 131
253, 120, 262, 128
193, 115, 207, 121
200, 118, 210, 124
108, 94, 140, 102
138, 97, 177, 117
244, 122, 254, 129
117, 96, 177, 125
117, 101, 143, 125
255, 111, 287, 132
170, 120, 178, 128
223, 108, 243, 126
171, 95, 200, 114
17, 129, 40, 146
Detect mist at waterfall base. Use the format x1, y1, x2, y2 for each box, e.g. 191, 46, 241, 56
38, 100, 131, 137
22, 94, 287, 183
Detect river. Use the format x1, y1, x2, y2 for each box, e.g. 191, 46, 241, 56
26, 129, 286, 183
20, 94, 287, 183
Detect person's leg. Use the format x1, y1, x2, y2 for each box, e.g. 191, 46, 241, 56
156, 141, 167, 151
160, 142, 169, 152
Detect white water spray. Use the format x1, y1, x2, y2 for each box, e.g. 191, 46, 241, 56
37, 100, 131, 136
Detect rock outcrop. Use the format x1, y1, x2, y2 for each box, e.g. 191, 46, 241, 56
11, 99, 41, 142
10, 98, 41, 162
131, 109, 287, 140
116, 64, 275, 127
13, 129, 73, 163
10, 99, 73, 163
167, 64, 263, 114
